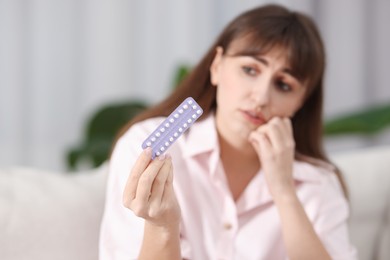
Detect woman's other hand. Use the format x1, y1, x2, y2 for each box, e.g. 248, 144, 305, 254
249, 117, 295, 199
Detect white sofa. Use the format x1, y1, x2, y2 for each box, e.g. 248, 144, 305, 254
0, 146, 389, 260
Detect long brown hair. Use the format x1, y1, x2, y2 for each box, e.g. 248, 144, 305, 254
116, 4, 348, 197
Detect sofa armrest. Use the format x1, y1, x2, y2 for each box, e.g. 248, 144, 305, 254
330, 146, 390, 260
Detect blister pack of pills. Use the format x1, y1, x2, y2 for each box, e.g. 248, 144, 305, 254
141, 97, 203, 159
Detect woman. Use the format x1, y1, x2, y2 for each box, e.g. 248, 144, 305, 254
100, 4, 357, 260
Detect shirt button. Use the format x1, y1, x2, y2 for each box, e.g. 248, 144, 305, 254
223, 222, 232, 230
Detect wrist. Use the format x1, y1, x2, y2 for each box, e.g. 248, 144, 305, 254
140, 220, 182, 260
271, 185, 298, 205
144, 220, 180, 240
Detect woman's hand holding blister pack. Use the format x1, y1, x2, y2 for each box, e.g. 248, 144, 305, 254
123, 97, 203, 229
123, 148, 181, 229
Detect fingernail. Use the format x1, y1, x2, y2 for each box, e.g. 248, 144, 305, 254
144, 147, 152, 156
158, 154, 166, 160
165, 153, 171, 159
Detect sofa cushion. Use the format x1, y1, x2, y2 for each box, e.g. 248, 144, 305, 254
0, 164, 108, 260
330, 145, 390, 260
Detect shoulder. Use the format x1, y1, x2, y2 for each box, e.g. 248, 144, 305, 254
295, 160, 356, 258
294, 156, 343, 192
293, 158, 346, 207
110, 117, 166, 167
293, 160, 350, 230
294, 157, 350, 218
115, 117, 167, 154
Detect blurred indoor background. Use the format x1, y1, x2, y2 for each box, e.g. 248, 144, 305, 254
0, 0, 389, 171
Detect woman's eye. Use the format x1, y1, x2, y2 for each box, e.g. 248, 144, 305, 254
242, 66, 257, 76
276, 81, 292, 92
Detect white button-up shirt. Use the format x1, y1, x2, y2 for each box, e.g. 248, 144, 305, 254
99, 114, 357, 260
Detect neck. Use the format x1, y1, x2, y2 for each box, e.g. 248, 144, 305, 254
217, 132, 260, 176
217, 131, 261, 201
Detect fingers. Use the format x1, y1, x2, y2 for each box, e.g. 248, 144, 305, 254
149, 155, 172, 204
124, 152, 179, 224
258, 133, 272, 158
167, 163, 174, 184
124, 148, 152, 202
135, 155, 167, 203
268, 118, 295, 151
161, 160, 174, 200
250, 117, 294, 152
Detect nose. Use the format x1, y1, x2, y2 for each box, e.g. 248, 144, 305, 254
250, 76, 272, 107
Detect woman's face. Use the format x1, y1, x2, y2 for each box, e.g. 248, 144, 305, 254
210, 42, 307, 144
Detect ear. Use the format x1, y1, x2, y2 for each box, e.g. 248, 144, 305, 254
210, 47, 224, 86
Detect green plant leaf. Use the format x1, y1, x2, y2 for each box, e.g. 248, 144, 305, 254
324, 103, 390, 136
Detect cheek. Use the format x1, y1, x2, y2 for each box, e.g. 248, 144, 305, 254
220, 67, 247, 98
216, 69, 242, 98
219, 69, 237, 89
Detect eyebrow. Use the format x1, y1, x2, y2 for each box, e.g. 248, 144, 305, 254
251, 56, 296, 78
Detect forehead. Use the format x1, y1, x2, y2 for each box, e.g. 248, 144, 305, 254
226, 38, 291, 67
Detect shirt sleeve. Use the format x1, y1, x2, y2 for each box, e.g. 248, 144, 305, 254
313, 172, 358, 260
99, 126, 145, 260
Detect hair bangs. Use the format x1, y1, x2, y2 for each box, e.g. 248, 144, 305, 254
224, 15, 324, 91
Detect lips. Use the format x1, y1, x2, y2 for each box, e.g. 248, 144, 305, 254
241, 110, 267, 126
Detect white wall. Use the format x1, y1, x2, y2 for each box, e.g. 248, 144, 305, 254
0, 0, 389, 171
